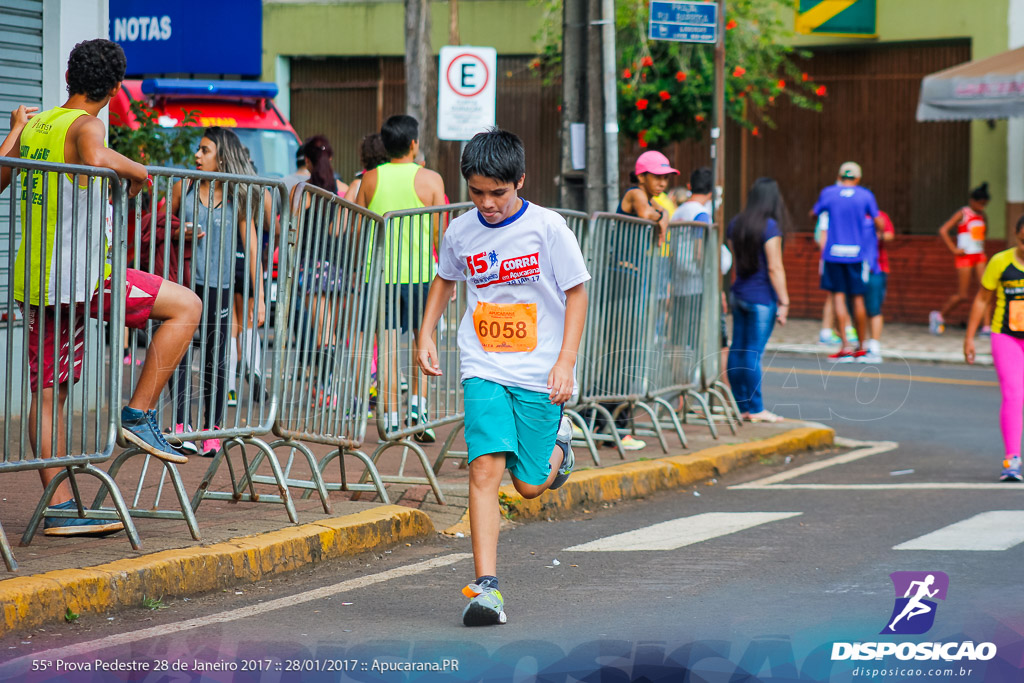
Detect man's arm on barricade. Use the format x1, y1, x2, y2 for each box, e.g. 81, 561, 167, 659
549, 283, 587, 404
75, 116, 148, 197
416, 276, 457, 376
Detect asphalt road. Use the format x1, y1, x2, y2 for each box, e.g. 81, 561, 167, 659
1, 355, 1022, 683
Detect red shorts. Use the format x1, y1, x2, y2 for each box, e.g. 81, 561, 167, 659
20, 268, 163, 389
955, 252, 986, 269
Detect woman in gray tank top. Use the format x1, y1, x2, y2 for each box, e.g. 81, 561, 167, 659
169, 127, 267, 456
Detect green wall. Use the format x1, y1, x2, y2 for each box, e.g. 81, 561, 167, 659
789, 0, 1010, 236
262, 0, 548, 79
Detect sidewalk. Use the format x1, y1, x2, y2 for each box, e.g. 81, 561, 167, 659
763, 317, 991, 365
0, 414, 833, 636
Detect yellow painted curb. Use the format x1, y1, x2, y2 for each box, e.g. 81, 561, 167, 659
0, 505, 433, 636
442, 425, 834, 534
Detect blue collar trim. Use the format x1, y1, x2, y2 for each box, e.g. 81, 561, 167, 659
478, 200, 529, 228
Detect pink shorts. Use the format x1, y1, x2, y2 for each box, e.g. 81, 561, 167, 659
20, 268, 163, 389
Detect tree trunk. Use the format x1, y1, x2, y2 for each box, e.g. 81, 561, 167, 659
585, 0, 606, 213
560, 0, 586, 210
405, 0, 437, 166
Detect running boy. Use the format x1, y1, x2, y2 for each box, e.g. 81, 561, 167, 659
416, 129, 589, 626
0, 39, 202, 536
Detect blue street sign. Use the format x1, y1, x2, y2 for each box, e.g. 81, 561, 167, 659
649, 1, 718, 44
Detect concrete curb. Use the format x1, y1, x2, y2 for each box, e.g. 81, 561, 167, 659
765, 342, 992, 366
0, 506, 433, 637
442, 425, 835, 535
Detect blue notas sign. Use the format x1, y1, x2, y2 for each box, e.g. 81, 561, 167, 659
648, 1, 718, 44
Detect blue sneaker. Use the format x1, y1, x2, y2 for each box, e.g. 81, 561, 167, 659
43, 500, 125, 537
121, 407, 188, 464
549, 415, 574, 490
1000, 456, 1022, 482
461, 583, 507, 626
409, 406, 436, 444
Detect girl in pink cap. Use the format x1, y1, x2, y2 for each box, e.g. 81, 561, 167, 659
617, 150, 678, 241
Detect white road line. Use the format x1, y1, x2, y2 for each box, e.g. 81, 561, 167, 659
729, 441, 899, 489
0, 553, 472, 669
739, 483, 1024, 491
563, 512, 802, 552
894, 511, 1024, 551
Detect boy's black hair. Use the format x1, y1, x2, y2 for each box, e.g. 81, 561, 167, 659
66, 39, 126, 102
460, 128, 525, 183
689, 167, 713, 195
381, 115, 419, 158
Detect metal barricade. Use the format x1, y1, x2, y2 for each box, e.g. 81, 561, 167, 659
693, 224, 741, 432
576, 212, 671, 457
365, 203, 474, 504
0, 157, 139, 570
269, 182, 388, 504
100, 167, 300, 526
640, 219, 714, 445
553, 208, 602, 466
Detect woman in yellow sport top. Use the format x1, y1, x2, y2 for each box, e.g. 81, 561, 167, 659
933, 182, 991, 334
964, 214, 1024, 482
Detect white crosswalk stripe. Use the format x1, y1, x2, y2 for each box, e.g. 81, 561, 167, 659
894, 511, 1024, 551
564, 512, 802, 552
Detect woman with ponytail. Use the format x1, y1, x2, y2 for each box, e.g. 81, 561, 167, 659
932, 182, 992, 335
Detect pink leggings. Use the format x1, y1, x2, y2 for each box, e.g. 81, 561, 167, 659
991, 332, 1024, 457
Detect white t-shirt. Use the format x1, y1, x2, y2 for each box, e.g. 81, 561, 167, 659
437, 200, 591, 393
671, 198, 732, 275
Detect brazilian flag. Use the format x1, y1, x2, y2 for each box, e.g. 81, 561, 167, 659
796, 0, 876, 37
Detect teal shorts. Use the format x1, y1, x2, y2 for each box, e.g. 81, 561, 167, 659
462, 377, 561, 486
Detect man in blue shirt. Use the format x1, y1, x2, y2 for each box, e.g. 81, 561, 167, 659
812, 162, 884, 362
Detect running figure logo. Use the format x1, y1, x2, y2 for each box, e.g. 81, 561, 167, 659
487, 250, 498, 267
881, 571, 949, 635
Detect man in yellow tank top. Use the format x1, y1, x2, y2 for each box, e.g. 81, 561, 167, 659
0, 40, 202, 536
356, 115, 446, 442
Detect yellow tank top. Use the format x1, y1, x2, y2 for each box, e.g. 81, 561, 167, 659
366, 162, 434, 284
13, 107, 112, 305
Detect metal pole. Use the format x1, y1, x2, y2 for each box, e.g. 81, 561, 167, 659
711, 0, 726, 228
601, 0, 619, 210
585, 0, 605, 213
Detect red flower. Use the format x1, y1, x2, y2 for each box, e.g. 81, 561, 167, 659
636, 98, 649, 111
659, 90, 670, 101
732, 66, 746, 78
816, 85, 827, 96
639, 130, 648, 148
725, 19, 737, 30
777, 79, 786, 89
802, 72, 810, 81
738, 91, 746, 98
641, 56, 654, 67
623, 68, 632, 79
695, 113, 705, 122
676, 70, 687, 82
529, 58, 541, 70
768, 95, 775, 103
639, 139, 648, 148
752, 126, 760, 137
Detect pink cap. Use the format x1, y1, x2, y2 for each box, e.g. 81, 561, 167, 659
635, 151, 679, 176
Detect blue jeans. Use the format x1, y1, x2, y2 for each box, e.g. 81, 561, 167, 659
727, 297, 777, 414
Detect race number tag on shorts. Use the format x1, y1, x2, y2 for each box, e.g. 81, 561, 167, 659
1010, 300, 1024, 332
473, 302, 537, 352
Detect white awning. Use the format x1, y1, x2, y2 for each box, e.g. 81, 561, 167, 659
917, 45, 1024, 121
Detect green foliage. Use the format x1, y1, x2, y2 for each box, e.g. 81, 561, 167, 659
142, 595, 166, 611
109, 99, 201, 168
64, 607, 79, 623
534, 0, 825, 148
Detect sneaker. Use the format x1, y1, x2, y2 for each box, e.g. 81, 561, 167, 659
43, 500, 125, 537
829, 348, 856, 363
201, 434, 222, 458
1000, 456, 1023, 482
166, 423, 199, 456
858, 350, 883, 364
817, 329, 841, 345
461, 583, 507, 626
980, 325, 993, 337
549, 415, 574, 490
122, 350, 133, 366
409, 407, 436, 444
400, 374, 409, 393
845, 326, 859, 344
121, 407, 188, 464
249, 375, 271, 405
618, 434, 646, 451
851, 348, 868, 360
227, 389, 238, 407
929, 311, 945, 336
